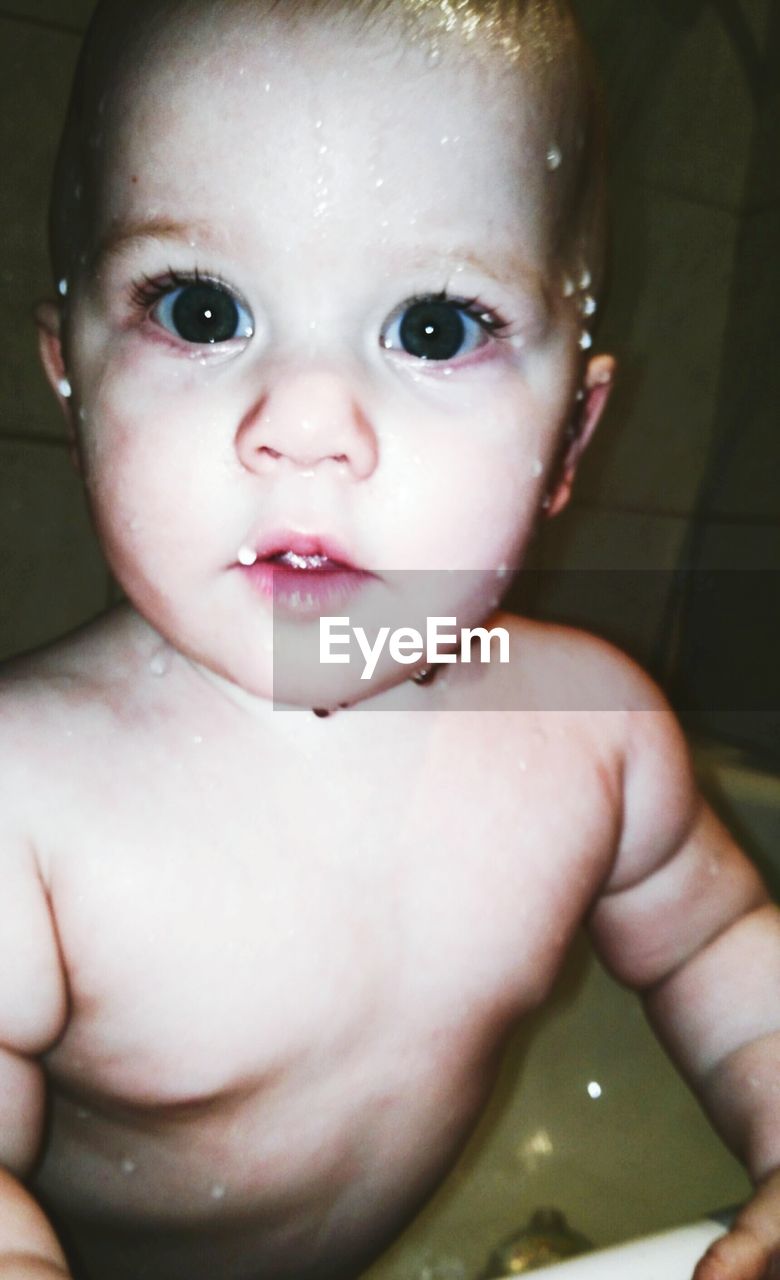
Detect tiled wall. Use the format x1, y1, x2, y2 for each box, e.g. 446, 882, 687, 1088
1, 0, 777, 702
0, 1, 107, 660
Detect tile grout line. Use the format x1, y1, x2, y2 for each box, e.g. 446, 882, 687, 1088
0, 8, 84, 36
0, 432, 71, 449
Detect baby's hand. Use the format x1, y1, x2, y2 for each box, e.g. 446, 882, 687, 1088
693, 1172, 780, 1280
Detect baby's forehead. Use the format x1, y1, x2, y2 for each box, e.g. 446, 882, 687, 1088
56, 0, 589, 291
97, 9, 548, 199
92, 0, 553, 135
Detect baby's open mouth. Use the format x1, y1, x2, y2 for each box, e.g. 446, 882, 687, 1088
267, 551, 346, 571
237, 545, 364, 573
235, 537, 374, 615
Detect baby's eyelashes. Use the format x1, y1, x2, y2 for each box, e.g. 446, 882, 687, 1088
131, 272, 254, 347
380, 291, 513, 363
124, 273, 519, 368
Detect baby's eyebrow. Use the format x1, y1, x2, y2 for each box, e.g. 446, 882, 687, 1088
95, 220, 549, 314
95, 217, 225, 264
396, 244, 539, 290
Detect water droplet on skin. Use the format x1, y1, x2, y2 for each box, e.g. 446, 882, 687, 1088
426, 42, 441, 66
546, 144, 562, 170
579, 267, 592, 290
579, 330, 593, 350
581, 294, 597, 317
531, 459, 543, 478
193, 735, 204, 745
496, 564, 508, 579
562, 276, 575, 298
121, 1157, 137, 1175
58, 278, 69, 297
375, 177, 384, 188
210, 1183, 226, 1200
57, 377, 73, 399
149, 650, 171, 677
264, 82, 272, 93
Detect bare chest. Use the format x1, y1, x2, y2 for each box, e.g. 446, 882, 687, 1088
35, 715, 620, 1272
45, 724, 613, 1080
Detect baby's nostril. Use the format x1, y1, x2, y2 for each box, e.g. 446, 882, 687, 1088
259, 446, 282, 459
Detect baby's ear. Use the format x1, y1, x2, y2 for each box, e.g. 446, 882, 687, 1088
544, 354, 615, 518
34, 300, 82, 475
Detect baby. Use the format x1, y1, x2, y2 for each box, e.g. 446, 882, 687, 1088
1, 0, 778, 1278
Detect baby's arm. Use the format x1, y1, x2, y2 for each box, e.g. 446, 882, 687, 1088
587, 692, 780, 1280
0, 836, 71, 1277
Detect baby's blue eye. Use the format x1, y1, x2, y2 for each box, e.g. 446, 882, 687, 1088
381, 295, 494, 362
153, 282, 254, 345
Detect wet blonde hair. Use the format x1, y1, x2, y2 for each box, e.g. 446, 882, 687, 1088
49, 0, 607, 301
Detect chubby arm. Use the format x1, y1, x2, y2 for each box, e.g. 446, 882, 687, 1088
587, 697, 780, 1280
0, 836, 71, 1277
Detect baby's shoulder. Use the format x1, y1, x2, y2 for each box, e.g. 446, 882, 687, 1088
0, 605, 153, 780
497, 610, 697, 833
490, 610, 669, 715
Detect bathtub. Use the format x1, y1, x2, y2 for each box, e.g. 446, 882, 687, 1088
363, 741, 779, 1280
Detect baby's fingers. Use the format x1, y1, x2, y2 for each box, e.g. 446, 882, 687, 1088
694, 1176, 780, 1280
692, 1225, 777, 1280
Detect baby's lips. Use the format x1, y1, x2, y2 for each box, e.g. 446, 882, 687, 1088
235, 529, 371, 574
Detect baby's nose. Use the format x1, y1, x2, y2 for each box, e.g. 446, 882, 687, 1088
236, 366, 378, 479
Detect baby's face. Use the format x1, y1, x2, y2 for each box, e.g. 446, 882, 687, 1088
46, 6, 606, 709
